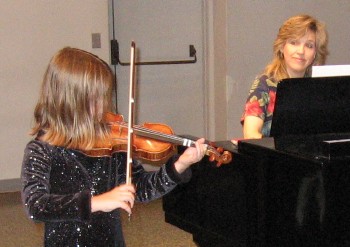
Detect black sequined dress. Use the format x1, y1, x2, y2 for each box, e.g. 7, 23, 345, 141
21, 140, 191, 247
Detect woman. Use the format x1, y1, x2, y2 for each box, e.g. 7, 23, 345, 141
21, 47, 207, 246
241, 14, 329, 139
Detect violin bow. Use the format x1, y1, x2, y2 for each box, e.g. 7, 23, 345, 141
126, 41, 136, 219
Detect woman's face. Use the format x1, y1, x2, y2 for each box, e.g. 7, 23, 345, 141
282, 31, 316, 78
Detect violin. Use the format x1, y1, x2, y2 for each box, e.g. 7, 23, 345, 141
85, 112, 232, 167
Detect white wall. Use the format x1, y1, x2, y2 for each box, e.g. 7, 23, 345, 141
0, 0, 109, 180
2, 0, 350, 181
110, 0, 233, 142
113, 0, 350, 142
110, 0, 208, 140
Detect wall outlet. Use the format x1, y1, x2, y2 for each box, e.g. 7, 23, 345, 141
92, 33, 101, 48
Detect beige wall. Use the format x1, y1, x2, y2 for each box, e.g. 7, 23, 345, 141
1, 0, 350, 181
111, 0, 209, 140
0, 0, 109, 180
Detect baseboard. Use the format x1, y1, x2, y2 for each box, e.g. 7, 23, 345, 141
0, 178, 21, 193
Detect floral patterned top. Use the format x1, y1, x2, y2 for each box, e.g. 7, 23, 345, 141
240, 75, 278, 137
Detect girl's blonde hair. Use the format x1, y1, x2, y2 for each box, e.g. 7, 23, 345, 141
31, 47, 114, 150
264, 14, 329, 81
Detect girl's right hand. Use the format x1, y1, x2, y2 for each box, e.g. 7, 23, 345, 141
91, 184, 135, 214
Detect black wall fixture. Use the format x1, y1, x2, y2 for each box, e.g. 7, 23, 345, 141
110, 39, 197, 66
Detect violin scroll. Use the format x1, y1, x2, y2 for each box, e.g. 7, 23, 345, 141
206, 146, 232, 167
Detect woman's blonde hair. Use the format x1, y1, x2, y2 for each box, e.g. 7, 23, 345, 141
31, 47, 114, 150
264, 14, 329, 81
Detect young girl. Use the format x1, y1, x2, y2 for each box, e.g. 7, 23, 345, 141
21, 47, 207, 246
241, 14, 329, 139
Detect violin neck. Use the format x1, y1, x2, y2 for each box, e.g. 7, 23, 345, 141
133, 127, 196, 147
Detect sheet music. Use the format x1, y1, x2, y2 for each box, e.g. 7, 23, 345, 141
312, 65, 350, 77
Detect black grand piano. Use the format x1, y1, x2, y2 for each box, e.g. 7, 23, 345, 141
163, 76, 350, 247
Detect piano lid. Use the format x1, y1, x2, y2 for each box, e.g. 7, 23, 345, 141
238, 133, 350, 163
274, 133, 350, 161
270, 76, 350, 138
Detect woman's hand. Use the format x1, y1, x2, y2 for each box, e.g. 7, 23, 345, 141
174, 138, 207, 174
91, 184, 135, 214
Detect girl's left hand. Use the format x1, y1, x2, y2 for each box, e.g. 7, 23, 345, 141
174, 138, 207, 174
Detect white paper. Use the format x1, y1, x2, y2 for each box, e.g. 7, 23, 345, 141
312, 65, 350, 77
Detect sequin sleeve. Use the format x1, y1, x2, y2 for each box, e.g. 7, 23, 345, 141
21, 141, 91, 223
115, 153, 192, 203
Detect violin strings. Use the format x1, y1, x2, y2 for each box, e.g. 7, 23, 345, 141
108, 121, 220, 155
108, 121, 185, 143
133, 126, 220, 155
134, 125, 187, 143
